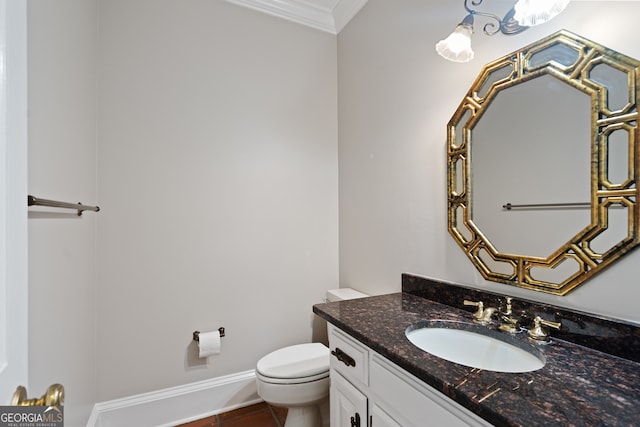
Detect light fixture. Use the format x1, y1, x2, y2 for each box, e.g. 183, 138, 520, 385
436, 0, 571, 63
514, 0, 571, 27
435, 14, 475, 63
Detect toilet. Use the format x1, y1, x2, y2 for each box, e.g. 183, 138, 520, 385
255, 288, 367, 427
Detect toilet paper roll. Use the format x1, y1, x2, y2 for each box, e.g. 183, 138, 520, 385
198, 330, 221, 358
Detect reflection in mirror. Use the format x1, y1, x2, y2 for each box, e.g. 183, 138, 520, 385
589, 204, 628, 255
528, 41, 579, 69
472, 74, 591, 258
455, 205, 472, 243
476, 63, 513, 99
607, 129, 630, 184
454, 157, 464, 196
446, 30, 640, 295
477, 248, 515, 277
530, 257, 580, 284
454, 109, 471, 149
589, 63, 630, 112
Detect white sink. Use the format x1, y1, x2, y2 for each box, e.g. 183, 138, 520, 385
405, 322, 545, 373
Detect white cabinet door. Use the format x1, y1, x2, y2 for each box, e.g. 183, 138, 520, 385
370, 404, 402, 427
331, 371, 367, 427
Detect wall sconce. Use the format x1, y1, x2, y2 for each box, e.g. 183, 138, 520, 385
436, 0, 570, 63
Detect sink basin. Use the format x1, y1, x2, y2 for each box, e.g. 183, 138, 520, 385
405, 321, 546, 373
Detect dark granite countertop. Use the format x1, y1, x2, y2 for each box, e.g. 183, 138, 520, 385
313, 286, 640, 427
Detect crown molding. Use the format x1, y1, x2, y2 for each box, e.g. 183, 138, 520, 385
225, 0, 368, 34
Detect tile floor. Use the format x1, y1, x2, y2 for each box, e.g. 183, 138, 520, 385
175, 402, 288, 427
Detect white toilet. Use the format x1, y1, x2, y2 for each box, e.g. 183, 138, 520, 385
255, 288, 367, 427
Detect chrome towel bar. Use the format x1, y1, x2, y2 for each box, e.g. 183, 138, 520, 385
28, 195, 100, 216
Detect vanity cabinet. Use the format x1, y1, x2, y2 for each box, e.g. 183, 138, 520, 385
329, 324, 491, 427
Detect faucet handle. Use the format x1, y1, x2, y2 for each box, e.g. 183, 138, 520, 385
464, 300, 497, 324
528, 316, 561, 342
463, 300, 484, 320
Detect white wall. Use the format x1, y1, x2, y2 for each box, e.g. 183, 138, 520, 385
25, 0, 337, 421
27, 0, 98, 425
96, 0, 338, 401
338, 0, 640, 323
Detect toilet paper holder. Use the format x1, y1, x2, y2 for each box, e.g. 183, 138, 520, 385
193, 327, 225, 342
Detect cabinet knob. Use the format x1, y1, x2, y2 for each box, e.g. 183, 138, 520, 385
331, 347, 356, 367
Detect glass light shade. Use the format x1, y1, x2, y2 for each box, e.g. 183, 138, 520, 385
436, 24, 474, 63
513, 0, 570, 27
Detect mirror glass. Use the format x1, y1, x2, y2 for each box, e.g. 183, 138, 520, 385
472, 74, 592, 259
447, 30, 640, 295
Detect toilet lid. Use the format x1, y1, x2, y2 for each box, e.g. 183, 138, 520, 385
257, 343, 329, 379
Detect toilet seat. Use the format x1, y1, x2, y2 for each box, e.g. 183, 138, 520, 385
256, 343, 329, 384
256, 370, 329, 385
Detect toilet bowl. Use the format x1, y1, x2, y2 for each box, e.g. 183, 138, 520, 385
255, 288, 367, 427
256, 343, 330, 427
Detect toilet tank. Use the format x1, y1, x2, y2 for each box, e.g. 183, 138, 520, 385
314, 288, 368, 347
326, 288, 368, 302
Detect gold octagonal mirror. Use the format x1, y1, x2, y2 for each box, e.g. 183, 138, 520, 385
447, 30, 640, 295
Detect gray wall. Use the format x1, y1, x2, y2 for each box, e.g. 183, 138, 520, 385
96, 0, 338, 401
338, 0, 640, 323
27, 0, 98, 425
27, 0, 337, 422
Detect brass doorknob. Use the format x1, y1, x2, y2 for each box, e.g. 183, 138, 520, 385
11, 384, 65, 406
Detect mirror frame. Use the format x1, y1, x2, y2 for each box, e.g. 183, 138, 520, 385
447, 30, 640, 295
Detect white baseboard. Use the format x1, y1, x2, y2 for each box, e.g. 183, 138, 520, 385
87, 370, 260, 427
